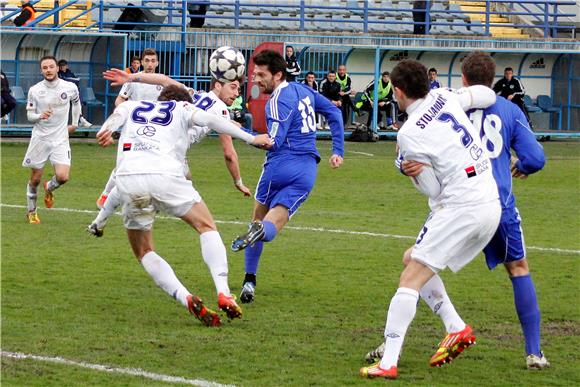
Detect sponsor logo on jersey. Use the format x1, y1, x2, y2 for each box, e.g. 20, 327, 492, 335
132, 142, 160, 152
222, 109, 228, 117
123, 143, 132, 151
136, 125, 156, 137
465, 165, 476, 178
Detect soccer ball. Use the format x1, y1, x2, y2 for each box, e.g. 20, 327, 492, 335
209, 46, 246, 82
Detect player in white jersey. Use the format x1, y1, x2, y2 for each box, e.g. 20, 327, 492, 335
23, 56, 80, 224
360, 60, 501, 380
96, 85, 272, 326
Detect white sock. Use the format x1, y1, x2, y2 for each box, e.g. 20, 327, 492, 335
420, 274, 466, 333
380, 287, 419, 369
103, 169, 117, 195
141, 251, 190, 309
93, 186, 121, 228
47, 175, 60, 192
26, 183, 37, 212
200, 230, 230, 296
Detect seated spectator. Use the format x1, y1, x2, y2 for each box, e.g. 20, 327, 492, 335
300, 71, 318, 91
319, 70, 341, 129
125, 56, 141, 74
285, 46, 301, 82
228, 93, 253, 131
13, 0, 35, 27
355, 71, 397, 129
1, 70, 16, 118
337, 64, 356, 126
428, 67, 441, 89
57, 60, 80, 89
493, 67, 533, 129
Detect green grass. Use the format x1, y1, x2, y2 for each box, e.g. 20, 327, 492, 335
2, 138, 579, 386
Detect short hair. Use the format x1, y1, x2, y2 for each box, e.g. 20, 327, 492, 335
57, 59, 68, 66
158, 85, 192, 103
130, 56, 140, 62
504, 67, 513, 72
253, 50, 287, 80
382, 71, 390, 76
461, 51, 496, 88
328, 70, 336, 75
40, 55, 57, 66
428, 68, 437, 74
306, 71, 315, 77
141, 48, 158, 60
390, 60, 429, 100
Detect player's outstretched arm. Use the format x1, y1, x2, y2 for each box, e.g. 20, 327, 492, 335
103, 68, 184, 88
454, 85, 496, 111
314, 91, 345, 166
96, 110, 126, 147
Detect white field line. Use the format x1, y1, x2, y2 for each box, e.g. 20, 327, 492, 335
1, 351, 234, 387
2, 203, 579, 255
347, 150, 375, 156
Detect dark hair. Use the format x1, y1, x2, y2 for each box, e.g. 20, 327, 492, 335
381, 71, 390, 76
328, 70, 336, 75
461, 51, 496, 88
130, 56, 140, 62
390, 60, 429, 100
158, 85, 193, 103
428, 68, 437, 73
253, 50, 287, 80
141, 48, 157, 60
306, 71, 315, 77
40, 55, 58, 66
504, 67, 513, 72
57, 59, 68, 66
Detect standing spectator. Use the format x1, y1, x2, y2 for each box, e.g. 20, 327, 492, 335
356, 71, 397, 129
493, 67, 533, 129
319, 70, 342, 129
125, 56, 141, 74
57, 59, 92, 128
300, 71, 318, 91
187, 0, 208, 28
428, 67, 441, 89
337, 64, 356, 126
1, 70, 16, 118
285, 46, 301, 82
412, 1, 431, 35
13, 0, 35, 27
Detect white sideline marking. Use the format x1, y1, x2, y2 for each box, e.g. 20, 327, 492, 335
1, 351, 234, 387
347, 150, 375, 157
2, 203, 579, 255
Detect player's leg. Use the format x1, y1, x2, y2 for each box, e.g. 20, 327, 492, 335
43, 161, 70, 208
97, 169, 117, 208
88, 186, 122, 237
26, 168, 44, 223
181, 200, 242, 320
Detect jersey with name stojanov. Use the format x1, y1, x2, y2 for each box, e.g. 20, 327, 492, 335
114, 100, 204, 177
27, 79, 79, 140
119, 80, 163, 101
397, 88, 498, 210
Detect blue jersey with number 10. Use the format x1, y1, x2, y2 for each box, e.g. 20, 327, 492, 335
468, 96, 545, 210
265, 81, 344, 162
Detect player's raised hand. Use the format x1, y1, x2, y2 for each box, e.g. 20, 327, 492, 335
252, 134, 274, 149
329, 154, 343, 169
103, 68, 130, 86
96, 129, 114, 147
401, 160, 426, 177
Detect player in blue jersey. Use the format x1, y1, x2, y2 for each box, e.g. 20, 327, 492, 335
230, 50, 344, 303
364, 51, 548, 370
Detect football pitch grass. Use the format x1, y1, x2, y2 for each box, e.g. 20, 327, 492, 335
1, 138, 579, 386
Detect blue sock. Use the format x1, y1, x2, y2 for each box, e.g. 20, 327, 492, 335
262, 220, 278, 242
511, 274, 542, 356
244, 240, 263, 277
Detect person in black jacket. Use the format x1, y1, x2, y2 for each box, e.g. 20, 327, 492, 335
318, 70, 341, 129
285, 46, 301, 82
412, 1, 431, 35
1, 70, 16, 118
300, 71, 319, 91
493, 67, 533, 128
13, 0, 36, 27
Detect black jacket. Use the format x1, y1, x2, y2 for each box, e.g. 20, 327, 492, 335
493, 77, 526, 103
319, 78, 341, 101
13, 3, 35, 27
285, 55, 301, 82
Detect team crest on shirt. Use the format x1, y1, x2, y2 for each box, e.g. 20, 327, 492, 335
60, 92, 68, 100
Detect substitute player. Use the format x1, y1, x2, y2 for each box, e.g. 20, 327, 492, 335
23, 55, 80, 224
230, 50, 344, 303
96, 85, 272, 326
359, 60, 500, 379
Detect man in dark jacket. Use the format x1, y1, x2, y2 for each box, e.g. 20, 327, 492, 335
493, 67, 533, 128
1, 70, 16, 118
300, 71, 319, 91
13, 0, 36, 27
285, 46, 301, 82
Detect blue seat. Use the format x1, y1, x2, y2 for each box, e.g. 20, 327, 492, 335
10, 86, 27, 104
536, 95, 562, 130
81, 87, 104, 107
523, 95, 542, 113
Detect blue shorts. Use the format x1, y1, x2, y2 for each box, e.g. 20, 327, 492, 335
255, 155, 317, 218
483, 207, 526, 270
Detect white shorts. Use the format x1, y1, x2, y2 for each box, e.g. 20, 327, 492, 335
411, 200, 501, 273
22, 137, 71, 169
115, 174, 202, 230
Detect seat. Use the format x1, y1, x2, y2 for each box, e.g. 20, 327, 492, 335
10, 86, 27, 104
80, 87, 104, 122
536, 95, 562, 130
523, 95, 542, 113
